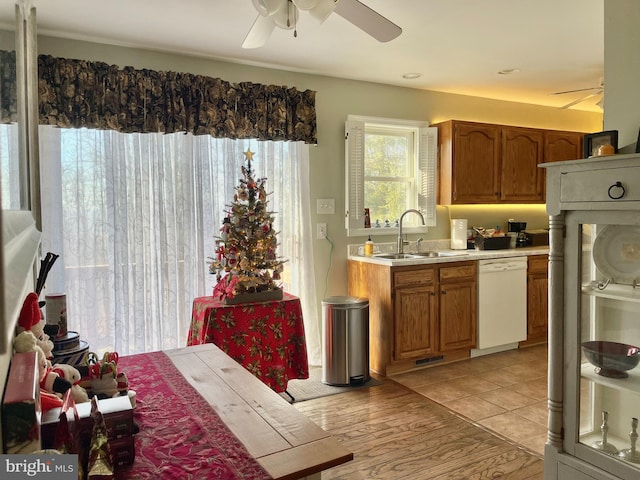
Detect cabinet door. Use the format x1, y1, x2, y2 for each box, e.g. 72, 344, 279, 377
439, 281, 477, 351
501, 126, 545, 202
527, 255, 548, 342
545, 131, 583, 163
450, 122, 501, 204
439, 263, 477, 352
393, 285, 437, 360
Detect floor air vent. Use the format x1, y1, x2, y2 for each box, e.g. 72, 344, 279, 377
415, 355, 444, 366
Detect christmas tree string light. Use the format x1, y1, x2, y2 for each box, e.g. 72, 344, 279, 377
209, 149, 286, 302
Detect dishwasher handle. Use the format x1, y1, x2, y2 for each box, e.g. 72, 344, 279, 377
479, 259, 527, 273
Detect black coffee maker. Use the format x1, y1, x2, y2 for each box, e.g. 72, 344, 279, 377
508, 220, 528, 247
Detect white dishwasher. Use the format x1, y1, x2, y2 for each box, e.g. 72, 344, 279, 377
472, 256, 528, 357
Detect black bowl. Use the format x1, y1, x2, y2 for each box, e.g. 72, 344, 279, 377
582, 341, 640, 378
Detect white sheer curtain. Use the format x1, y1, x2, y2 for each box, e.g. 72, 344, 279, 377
38, 126, 321, 363
0, 124, 20, 209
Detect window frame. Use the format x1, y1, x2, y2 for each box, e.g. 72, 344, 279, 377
345, 115, 437, 237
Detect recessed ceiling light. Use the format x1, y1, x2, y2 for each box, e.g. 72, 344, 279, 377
402, 72, 423, 79
498, 68, 520, 75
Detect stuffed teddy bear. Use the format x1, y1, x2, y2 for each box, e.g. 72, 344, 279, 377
50, 363, 89, 404
17, 292, 54, 360
13, 331, 88, 410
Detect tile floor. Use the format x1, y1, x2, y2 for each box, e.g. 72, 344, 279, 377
392, 343, 548, 457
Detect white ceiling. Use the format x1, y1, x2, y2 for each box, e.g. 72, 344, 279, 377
0, 0, 605, 113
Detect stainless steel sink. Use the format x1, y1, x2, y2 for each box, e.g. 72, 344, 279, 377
373, 251, 470, 260
412, 251, 470, 257
373, 253, 418, 259
409, 251, 441, 257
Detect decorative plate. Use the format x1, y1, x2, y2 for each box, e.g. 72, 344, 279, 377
592, 225, 640, 285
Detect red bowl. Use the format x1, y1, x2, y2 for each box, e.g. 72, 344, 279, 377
582, 341, 640, 378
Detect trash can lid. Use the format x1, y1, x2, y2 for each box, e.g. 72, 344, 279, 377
321, 296, 368, 307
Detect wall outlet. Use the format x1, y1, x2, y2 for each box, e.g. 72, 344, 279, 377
317, 198, 335, 215
317, 223, 327, 239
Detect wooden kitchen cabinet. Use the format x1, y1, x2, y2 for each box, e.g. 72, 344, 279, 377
438, 262, 477, 351
500, 126, 545, 202
520, 254, 548, 347
393, 269, 437, 360
348, 259, 477, 376
437, 120, 501, 204
435, 120, 583, 204
544, 130, 583, 163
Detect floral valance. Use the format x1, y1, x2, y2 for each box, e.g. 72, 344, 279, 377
0, 51, 317, 144
0, 50, 18, 123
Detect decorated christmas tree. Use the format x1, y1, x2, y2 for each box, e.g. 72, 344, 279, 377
209, 149, 285, 303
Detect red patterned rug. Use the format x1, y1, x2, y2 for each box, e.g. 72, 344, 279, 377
115, 351, 272, 480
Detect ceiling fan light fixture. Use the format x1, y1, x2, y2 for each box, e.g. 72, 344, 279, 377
273, 1, 298, 30
498, 68, 520, 75
252, 0, 283, 17
292, 0, 319, 10
309, 0, 338, 23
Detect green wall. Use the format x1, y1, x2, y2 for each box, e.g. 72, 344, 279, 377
604, 0, 640, 148
32, 34, 603, 325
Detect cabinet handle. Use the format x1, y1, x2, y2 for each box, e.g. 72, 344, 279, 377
441, 290, 446, 295
607, 181, 625, 200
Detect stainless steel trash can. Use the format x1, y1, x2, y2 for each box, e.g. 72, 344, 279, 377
321, 296, 370, 386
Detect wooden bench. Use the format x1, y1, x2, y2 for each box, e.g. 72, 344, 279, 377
165, 344, 353, 480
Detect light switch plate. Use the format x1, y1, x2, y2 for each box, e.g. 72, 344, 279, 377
317, 198, 335, 215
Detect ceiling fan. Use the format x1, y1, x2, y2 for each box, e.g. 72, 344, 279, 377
551, 80, 604, 109
242, 0, 402, 49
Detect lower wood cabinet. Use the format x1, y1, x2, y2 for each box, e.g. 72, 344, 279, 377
348, 260, 477, 376
520, 254, 548, 346
439, 262, 477, 352
393, 269, 437, 360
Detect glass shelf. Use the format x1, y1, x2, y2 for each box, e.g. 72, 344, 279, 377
582, 283, 640, 304
580, 432, 640, 466
581, 363, 640, 396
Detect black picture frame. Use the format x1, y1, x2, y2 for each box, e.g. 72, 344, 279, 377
583, 130, 618, 158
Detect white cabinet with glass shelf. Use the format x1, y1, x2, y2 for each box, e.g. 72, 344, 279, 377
543, 155, 640, 480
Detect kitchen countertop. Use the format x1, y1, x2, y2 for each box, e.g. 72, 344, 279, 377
348, 246, 549, 266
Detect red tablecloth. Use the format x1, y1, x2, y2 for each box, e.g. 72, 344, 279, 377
116, 351, 272, 480
187, 293, 309, 393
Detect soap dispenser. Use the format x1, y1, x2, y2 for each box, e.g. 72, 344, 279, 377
364, 236, 374, 257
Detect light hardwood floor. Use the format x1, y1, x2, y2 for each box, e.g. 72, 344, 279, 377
294, 345, 547, 479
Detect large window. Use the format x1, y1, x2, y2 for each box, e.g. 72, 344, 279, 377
0, 124, 20, 209
345, 116, 437, 237
37, 126, 321, 363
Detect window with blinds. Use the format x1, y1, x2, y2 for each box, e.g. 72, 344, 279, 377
345, 115, 437, 237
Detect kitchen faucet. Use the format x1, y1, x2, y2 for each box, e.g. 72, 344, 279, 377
397, 209, 425, 254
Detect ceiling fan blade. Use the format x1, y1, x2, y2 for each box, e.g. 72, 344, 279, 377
552, 86, 602, 95
309, 0, 338, 23
242, 14, 276, 49
334, 0, 402, 42
252, 0, 283, 17
292, 0, 319, 10
560, 92, 599, 109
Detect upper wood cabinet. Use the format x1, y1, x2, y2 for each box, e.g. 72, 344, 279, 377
435, 120, 584, 204
501, 126, 545, 202
544, 130, 583, 163
437, 121, 501, 204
